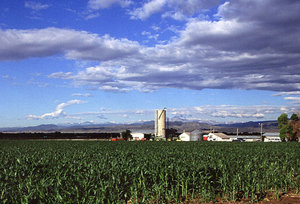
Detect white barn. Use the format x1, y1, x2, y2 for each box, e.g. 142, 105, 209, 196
208, 133, 232, 142
179, 132, 191, 141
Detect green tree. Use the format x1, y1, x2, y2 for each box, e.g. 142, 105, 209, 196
121, 129, 132, 141
279, 126, 287, 142
277, 113, 288, 129
290, 113, 299, 121
278, 113, 289, 141
166, 128, 178, 140
288, 113, 299, 141
278, 113, 300, 141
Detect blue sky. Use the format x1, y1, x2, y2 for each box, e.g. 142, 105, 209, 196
1, 0, 300, 127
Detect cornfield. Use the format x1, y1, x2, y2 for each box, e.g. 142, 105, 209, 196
0, 141, 299, 203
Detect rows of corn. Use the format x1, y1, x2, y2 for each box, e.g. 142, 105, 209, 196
0, 141, 299, 203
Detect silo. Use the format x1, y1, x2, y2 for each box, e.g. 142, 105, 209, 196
190, 130, 203, 141
155, 109, 166, 138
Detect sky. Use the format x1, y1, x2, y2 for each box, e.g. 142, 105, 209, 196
0, 0, 300, 127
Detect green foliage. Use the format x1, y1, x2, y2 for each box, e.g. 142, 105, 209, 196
287, 125, 295, 140
0, 141, 299, 203
277, 113, 288, 129
121, 129, 132, 141
290, 113, 299, 121
278, 113, 299, 141
279, 126, 288, 141
288, 122, 298, 141
166, 128, 177, 140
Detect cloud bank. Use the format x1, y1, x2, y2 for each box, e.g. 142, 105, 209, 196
64, 104, 299, 123
1, 0, 300, 93
0, 28, 139, 61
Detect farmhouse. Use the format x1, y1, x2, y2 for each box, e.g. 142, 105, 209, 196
207, 133, 232, 142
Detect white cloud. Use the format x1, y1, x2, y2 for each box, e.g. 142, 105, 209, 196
71, 105, 298, 123
42, 104, 299, 123
284, 97, 300, 104
72, 93, 93, 97
284, 97, 300, 101
162, 11, 187, 21
212, 111, 264, 119
151, 25, 160, 31
25, 1, 49, 11
87, 0, 132, 10
49, 72, 73, 79
141, 31, 159, 40
273, 91, 300, 96
214, 1, 230, 19
0, 28, 140, 61
130, 0, 167, 20
168, 105, 297, 121
85, 12, 100, 20
130, 0, 222, 20
49, 65, 148, 92
1, 1, 300, 94
27, 100, 87, 120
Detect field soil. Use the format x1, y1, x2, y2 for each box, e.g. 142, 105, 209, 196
182, 192, 300, 203
259, 193, 300, 204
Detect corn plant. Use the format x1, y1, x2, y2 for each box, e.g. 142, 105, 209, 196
0, 141, 299, 203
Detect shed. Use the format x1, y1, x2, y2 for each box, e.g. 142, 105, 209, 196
208, 133, 232, 142
179, 132, 191, 141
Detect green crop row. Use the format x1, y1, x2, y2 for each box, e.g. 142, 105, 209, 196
0, 141, 299, 203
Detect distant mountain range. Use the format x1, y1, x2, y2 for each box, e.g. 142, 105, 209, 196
0, 120, 278, 134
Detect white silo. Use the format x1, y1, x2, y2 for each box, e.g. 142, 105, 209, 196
155, 109, 166, 138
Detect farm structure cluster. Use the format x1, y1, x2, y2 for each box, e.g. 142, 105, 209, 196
128, 109, 281, 142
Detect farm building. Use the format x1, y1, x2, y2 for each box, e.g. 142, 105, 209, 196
207, 133, 232, 142
229, 135, 261, 142
190, 130, 203, 141
263, 132, 281, 142
179, 130, 203, 141
179, 132, 191, 141
131, 132, 145, 141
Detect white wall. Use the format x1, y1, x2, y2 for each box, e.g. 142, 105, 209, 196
264, 137, 281, 142
179, 132, 190, 141
131, 132, 144, 141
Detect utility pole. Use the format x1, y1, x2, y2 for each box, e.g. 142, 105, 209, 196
237, 128, 239, 136
259, 123, 263, 141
